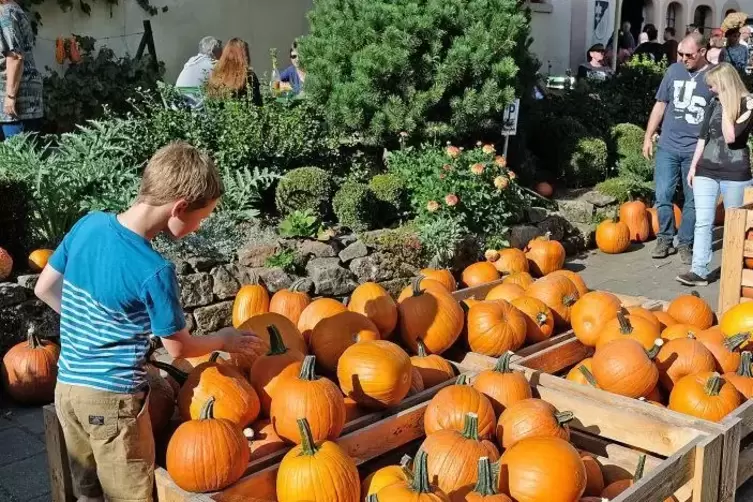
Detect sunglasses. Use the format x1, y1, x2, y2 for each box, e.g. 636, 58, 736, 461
678, 51, 698, 59
290, 54, 298, 59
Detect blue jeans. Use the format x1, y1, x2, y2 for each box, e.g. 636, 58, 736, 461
654, 147, 695, 247
2, 119, 39, 140
691, 176, 751, 278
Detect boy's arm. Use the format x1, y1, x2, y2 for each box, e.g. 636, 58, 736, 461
34, 265, 63, 314
161, 326, 265, 359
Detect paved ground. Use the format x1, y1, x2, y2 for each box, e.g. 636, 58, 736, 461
0, 403, 51, 502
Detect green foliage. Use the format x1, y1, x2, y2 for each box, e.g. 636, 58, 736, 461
417, 216, 465, 268
278, 210, 321, 238
567, 137, 608, 188
43, 36, 164, 133
219, 165, 279, 221
595, 175, 654, 203
611, 123, 645, 158
265, 249, 299, 273
369, 173, 407, 224
333, 181, 377, 232
300, 0, 533, 146
600, 57, 667, 127
20, 0, 159, 29
275, 166, 334, 219
618, 153, 654, 181
360, 225, 425, 269
0, 176, 31, 262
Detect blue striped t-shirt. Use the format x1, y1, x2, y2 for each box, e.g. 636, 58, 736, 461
48, 212, 186, 394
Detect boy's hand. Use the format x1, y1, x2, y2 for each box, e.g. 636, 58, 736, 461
216, 327, 267, 355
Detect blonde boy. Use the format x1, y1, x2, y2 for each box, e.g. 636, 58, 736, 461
35, 142, 264, 502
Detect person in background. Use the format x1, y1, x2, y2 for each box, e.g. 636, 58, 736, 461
206, 38, 262, 105
633, 24, 666, 62
707, 29, 725, 64
642, 32, 713, 262
577, 43, 613, 81
686, 24, 700, 35
741, 25, 751, 46
679, 63, 753, 286
175, 36, 222, 89
638, 32, 649, 46
720, 27, 750, 71
278, 42, 306, 96
621, 21, 636, 51
0, 0, 42, 139
664, 27, 679, 62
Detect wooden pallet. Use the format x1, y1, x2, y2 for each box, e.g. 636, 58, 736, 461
718, 186, 753, 315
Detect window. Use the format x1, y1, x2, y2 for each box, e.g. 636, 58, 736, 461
666, 2, 678, 28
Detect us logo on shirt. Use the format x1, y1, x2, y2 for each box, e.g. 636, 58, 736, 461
673, 80, 707, 125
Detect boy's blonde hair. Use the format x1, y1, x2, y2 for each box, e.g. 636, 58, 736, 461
138, 142, 223, 209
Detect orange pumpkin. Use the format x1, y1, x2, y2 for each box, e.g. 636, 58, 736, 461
724, 351, 753, 398
534, 181, 554, 198
0, 247, 12, 280
1, 327, 59, 405
398, 277, 464, 355
525, 234, 566, 276
248, 418, 287, 461
337, 340, 412, 409
270, 355, 346, 444
667, 291, 714, 330
410, 339, 456, 388
720, 302, 753, 348
231, 312, 308, 372
377, 450, 450, 501
655, 335, 716, 392
526, 275, 580, 330
510, 296, 555, 344
363, 455, 412, 498
654, 311, 679, 330
502, 271, 534, 289
472, 352, 532, 415
461, 456, 512, 501
548, 269, 588, 297
496, 398, 573, 449
269, 279, 311, 325
661, 323, 699, 341
297, 298, 347, 343
566, 359, 597, 387
420, 268, 457, 292
595, 219, 631, 254
596, 310, 661, 350
624, 306, 662, 332
580, 451, 605, 497
697, 329, 747, 374
571, 291, 621, 347
424, 374, 496, 439
232, 274, 270, 327
493, 249, 530, 274
467, 300, 527, 356
310, 311, 381, 374
397, 278, 449, 302
619, 201, 650, 242
668, 372, 742, 422
348, 282, 398, 338
462, 262, 500, 288
28, 249, 53, 272
485, 283, 525, 302
601, 454, 647, 499
592, 338, 661, 399
648, 205, 682, 235
166, 397, 250, 493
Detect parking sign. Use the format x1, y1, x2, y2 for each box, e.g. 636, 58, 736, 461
502, 99, 520, 136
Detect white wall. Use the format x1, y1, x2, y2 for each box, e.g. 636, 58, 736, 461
31, 0, 313, 82
530, 0, 573, 74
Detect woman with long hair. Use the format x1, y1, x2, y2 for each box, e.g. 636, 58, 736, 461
207, 38, 262, 105
678, 63, 753, 286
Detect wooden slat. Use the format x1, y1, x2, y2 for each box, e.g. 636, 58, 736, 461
155, 470, 216, 502
513, 330, 575, 358
450, 279, 505, 301
719, 207, 748, 314
719, 418, 743, 502
569, 430, 664, 484
515, 337, 593, 374
690, 430, 724, 502
43, 405, 74, 502
736, 440, 753, 489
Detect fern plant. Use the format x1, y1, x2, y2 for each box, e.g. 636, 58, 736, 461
265, 249, 298, 273
219, 165, 279, 221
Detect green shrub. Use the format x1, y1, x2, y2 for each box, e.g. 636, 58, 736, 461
595, 175, 654, 203
600, 57, 667, 127
275, 167, 334, 218
417, 216, 465, 268
265, 249, 299, 273
369, 173, 407, 223
618, 153, 654, 182
333, 182, 377, 232
566, 137, 608, 188
278, 210, 321, 238
611, 123, 645, 159
527, 115, 588, 178
0, 176, 31, 262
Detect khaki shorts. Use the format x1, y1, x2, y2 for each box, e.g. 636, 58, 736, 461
55, 382, 155, 502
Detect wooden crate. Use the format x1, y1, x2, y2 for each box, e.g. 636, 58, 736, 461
718, 186, 753, 314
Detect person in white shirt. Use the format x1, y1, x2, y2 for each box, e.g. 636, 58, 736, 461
176, 36, 222, 89
741, 25, 751, 47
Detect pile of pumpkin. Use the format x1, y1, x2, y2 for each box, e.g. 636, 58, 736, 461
0, 246, 53, 281
565, 288, 753, 422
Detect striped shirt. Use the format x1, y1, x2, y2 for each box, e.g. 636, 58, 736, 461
49, 212, 186, 394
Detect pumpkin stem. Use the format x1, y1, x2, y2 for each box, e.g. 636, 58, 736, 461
455, 374, 469, 386
724, 333, 749, 351
617, 309, 633, 335
26, 325, 41, 349
579, 365, 598, 387
266, 325, 288, 356
248, 270, 261, 285
366, 495, 379, 502
646, 339, 664, 360
563, 294, 578, 307
399, 454, 414, 481
633, 454, 647, 482
690, 291, 701, 299
535, 312, 548, 326
199, 396, 216, 420
209, 352, 221, 363
461, 412, 480, 441
704, 373, 724, 396
472, 456, 498, 496
290, 278, 310, 293
493, 351, 514, 373
299, 355, 318, 381
417, 339, 430, 357
411, 275, 426, 297
738, 352, 753, 378
410, 450, 433, 493
149, 361, 188, 386
296, 417, 320, 456
687, 333, 697, 340
556, 411, 575, 426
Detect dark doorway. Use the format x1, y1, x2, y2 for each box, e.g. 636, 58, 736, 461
622, 0, 645, 41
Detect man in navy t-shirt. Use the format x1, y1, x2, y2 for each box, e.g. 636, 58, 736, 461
642, 32, 713, 263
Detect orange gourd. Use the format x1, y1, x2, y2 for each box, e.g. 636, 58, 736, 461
566, 359, 598, 387
462, 262, 500, 288
668, 372, 743, 422
596, 219, 631, 254
655, 335, 716, 392
55, 37, 66, 64
0, 247, 12, 280
28, 249, 53, 272
485, 283, 525, 302
667, 291, 714, 330
420, 268, 457, 292
377, 450, 450, 501
276, 418, 360, 502
592, 338, 662, 398
424, 374, 497, 439
525, 234, 566, 276
472, 352, 532, 415
297, 298, 347, 343
270, 355, 346, 444
461, 456, 513, 501
724, 351, 753, 398
467, 299, 527, 356
232, 273, 270, 327
310, 311, 381, 374
619, 200, 650, 242
580, 451, 605, 497
248, 418, 287, 460
230, 312, 307, 372
398, 277, 464, 355
496, 398, 574, 449
493, 248, 530, 274
337, 340, 412, 409
166, 397, 250, 493
502, 271, 534, 289
348, 282, 398, 338
510, 296, 555, 344
1, 327, 59, 405
269, 279, 311, 325
596, 310, 661, 350
526, 275, 580, 330
601, 454, 647, 499
68, 36, 81, 63
363, 455, 413, 498
571, 291, 621, 346
654, 311, 678, 330
410, 340, 456, 388
720, 302, 753, 347
549, 269, 588, 297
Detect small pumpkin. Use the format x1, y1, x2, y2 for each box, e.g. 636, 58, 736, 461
1, 327, 59, 405
596, 309, 661, 350
624, 306, 662, 332
485, 283, 525, 302
601, 454, 647, 499
377, 450, 450, 501
571, 291, 621, 347
397, 278, 449, 302
28, 249, 54, 272
723, 351, 753, 398
467, 300, 527, 356
462, 262, 501, 288
348, 282, 398, 338
697, 328, 747, 373
461, 456, 513, 501
592, 338, 662, 399
420, 268, 457, 292
399, 276, 464, 355
231, 312, 308, 372
595, 219, 631, 254
232, 273, 270, 327
411, 339, 456, 388
276, 418, 360, 502
248, 418, 287, 460
720, 302, 753, 347
55, 37, 66, 64
421, 412, 501, 499
493, 249, 530, 274
310, 311, 381, 374
472, 352, 532, 415
534, 181, 554, 198
424, 374, 497, 439
337, 340, 412, 409
496, 398, 574, 449
270, 355, 346, 444
269, 278, 311, 325
525, 234, 566, 276
655, 334, 716, 392
0, 247, 12, 280
661, 323, 698, 341
526, 275, 580, 330
297, 298, 347, 343
654, 311, 679, 330
510, 296, 555, 344
668, 372, 743, 422
580, 451, 605, 497
647, 206, 682, 236
548, 270, 589, 297
667, 291, 714, 330
566, 359, 598, 387
166, 397, 250, 493
619, 200, 651, 242
363, 455, 413, 498
502, 271, 534, 289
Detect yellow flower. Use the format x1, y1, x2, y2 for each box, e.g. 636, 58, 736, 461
494, 155, 507, 168
470, 163, 484, 175
427, 200, 440, 212
446, 146, 461, 159
482, 144, 496, 155
494, 176, 509, 190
